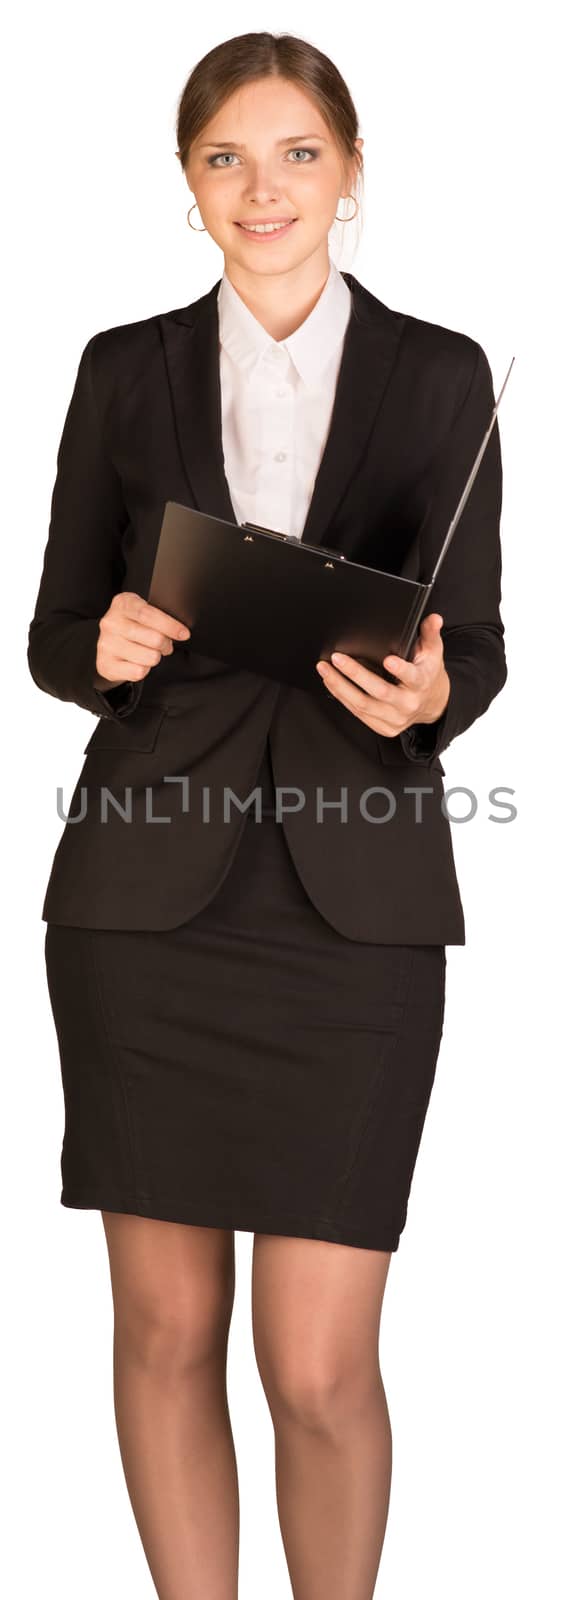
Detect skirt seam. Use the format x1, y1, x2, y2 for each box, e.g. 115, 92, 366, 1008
87, 930, 142, 1212
326, 946, 418, 1226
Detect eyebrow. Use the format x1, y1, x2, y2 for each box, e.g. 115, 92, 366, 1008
198, 134, 328, 149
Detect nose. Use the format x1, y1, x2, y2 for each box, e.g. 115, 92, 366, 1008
240, 158, 285, 204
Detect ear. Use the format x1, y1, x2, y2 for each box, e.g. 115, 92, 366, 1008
342, 138, 363, 194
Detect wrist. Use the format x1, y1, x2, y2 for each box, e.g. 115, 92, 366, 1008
93, 671, 127, 691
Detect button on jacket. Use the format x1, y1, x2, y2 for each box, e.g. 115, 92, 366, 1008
27, 270, 508, 943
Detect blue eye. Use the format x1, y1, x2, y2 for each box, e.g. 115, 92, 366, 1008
207, 148, 318, 167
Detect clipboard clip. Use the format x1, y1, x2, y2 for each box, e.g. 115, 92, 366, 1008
241, 521, 346, 562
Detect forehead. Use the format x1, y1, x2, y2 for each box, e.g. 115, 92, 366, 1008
199, 77, 331, 140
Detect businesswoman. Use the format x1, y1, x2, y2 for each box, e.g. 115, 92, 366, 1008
29, 30, 507, 1600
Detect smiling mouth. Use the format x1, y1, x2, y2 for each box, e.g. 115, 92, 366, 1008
235, 218, 298, 235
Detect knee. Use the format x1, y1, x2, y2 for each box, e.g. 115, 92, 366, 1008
114, 1276, 234, 1376
259, 1356, 374, 1433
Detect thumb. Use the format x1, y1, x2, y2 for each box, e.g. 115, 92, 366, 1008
413, 613, 444, 664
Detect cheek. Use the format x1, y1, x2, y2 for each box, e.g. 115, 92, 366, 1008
300, 173, 340, 213
200, 184, 238, 221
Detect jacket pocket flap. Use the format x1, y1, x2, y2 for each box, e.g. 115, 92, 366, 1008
83, 703, 168, 755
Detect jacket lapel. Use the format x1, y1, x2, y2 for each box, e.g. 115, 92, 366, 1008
159, 280, 237, 526
159, 271, 405, 554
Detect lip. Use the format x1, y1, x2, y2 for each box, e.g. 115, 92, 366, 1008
235, 218, 298, 240
236, 216, 297, 224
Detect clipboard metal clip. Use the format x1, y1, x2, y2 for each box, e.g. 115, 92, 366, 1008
241, 520, 346, 563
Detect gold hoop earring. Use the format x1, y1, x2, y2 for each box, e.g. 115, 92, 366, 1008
334, 194, 359, 223
187, 203, 207, 233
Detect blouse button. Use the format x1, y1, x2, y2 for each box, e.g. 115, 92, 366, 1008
276, 386, 287, 398
275, 451, 287, 462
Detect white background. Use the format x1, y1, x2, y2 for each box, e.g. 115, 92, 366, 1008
3, 1, 562, 1595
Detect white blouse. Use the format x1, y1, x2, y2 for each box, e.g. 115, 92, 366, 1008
216, 259, 352, 540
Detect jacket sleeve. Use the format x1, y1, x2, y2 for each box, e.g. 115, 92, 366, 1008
399, 340, 507, 765
27, 333, 143, 721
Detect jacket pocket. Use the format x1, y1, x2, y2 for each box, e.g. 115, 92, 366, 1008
83, 702, 168, 755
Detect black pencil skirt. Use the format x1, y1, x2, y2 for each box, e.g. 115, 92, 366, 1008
44, 738, 447, 1253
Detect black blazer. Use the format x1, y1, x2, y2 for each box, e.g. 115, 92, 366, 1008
28, 271, 507, 943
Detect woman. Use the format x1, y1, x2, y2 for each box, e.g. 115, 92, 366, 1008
29, 31, 507, 1600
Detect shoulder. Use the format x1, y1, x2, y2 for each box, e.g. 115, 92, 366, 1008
78, 314, 158, 396
83, 280, 217, 386
401, 306, 490, 407
352, 274, 490, 394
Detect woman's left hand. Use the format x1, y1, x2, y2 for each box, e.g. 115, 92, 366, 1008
316, 613, 451, 738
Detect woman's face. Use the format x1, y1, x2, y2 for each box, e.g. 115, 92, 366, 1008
184, 76, 362, 280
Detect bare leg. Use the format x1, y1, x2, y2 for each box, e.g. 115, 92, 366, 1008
101, 1212, 239, 1600
252, 1234, 393, 1600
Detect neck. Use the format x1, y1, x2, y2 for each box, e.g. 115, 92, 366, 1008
223, 245, 332, 341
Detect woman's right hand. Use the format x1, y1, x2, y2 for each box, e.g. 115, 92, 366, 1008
94, 591, 191, 689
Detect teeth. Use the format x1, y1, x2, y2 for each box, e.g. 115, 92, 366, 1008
239, 221, 293, 233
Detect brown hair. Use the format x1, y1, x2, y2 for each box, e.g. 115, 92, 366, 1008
175, 31, 364, 252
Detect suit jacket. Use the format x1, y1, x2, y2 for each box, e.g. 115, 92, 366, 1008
28, 271, 507, 943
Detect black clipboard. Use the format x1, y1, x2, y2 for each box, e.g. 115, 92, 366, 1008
147, 358, 514, 693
